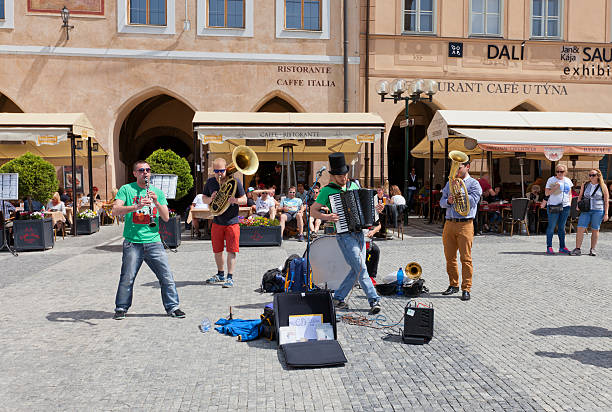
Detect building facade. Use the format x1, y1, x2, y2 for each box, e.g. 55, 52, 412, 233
0, 0, 361, 199
362, 0, 612, 191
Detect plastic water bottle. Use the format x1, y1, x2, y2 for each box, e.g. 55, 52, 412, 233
396, 267, 404, 296
200, 317, 211, 333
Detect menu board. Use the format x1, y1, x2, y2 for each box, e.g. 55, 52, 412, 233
0, 173, 19, 200
150, 174, 178, 199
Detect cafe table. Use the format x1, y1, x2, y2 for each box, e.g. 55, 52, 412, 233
44, 211, 66, 226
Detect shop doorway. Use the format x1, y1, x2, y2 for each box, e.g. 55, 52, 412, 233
387, 102, 433, 195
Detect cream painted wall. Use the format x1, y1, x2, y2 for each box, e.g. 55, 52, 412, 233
0, 1, 361, 190
360, 0, 612, 184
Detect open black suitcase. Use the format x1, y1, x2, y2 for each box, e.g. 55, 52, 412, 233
273, 291, 347, 368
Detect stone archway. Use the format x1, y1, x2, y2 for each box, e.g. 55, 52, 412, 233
0, 92, 23, 113
117, 94, 195, 184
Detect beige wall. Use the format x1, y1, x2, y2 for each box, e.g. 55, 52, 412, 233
361, 0, 612, 185
0, 1, 361, 191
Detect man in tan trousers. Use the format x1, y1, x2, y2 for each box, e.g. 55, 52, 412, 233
438, 158, 482, 301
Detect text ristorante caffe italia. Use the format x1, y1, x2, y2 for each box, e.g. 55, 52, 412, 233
276, 65, 336, 87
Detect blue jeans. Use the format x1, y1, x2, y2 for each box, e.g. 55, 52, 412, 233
407, 189, 417, 211
334, 232, 380, 306
546, 206, 571, 249
115, 240, 180, 314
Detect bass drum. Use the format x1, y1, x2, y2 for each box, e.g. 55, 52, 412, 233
305, 235, 372, 291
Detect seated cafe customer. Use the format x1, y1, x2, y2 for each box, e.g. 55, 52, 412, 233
191, 192, 210, 239
253, 189, 276, 218
23, 197, 43, 212
46, 192, 67, 214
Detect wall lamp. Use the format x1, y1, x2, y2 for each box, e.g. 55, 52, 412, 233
75, 140, 83, 150
61, 6, 74, 41
92, 143, 99, 152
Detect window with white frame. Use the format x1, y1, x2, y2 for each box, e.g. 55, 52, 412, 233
531, 0, 562, 38
403, 0, 435, 34
129, 0, 167, 26
118, 0, 175, 34
208, 0, 244, 28
0, 0, 13, 28
276, 0, 329, 39
285, 0, 321, 31
471, 0, 502, 36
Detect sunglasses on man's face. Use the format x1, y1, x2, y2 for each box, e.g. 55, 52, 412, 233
556, 170, 565, 173
136, 168, 151, 173
213, 169, 226, 173
589, 173, 598, 177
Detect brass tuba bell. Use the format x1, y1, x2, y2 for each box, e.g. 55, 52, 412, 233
404, 262, 422, 280
448, 150, 470, 217
210, 145, 259, 216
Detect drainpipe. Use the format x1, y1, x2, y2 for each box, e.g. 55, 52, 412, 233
343, 0, 348, 112
364, 0, 371, 186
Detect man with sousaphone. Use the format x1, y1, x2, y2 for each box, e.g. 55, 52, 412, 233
439, 151, 482, 301
202, 147, 256, 288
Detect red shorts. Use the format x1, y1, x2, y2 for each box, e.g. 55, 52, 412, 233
211, 223, 240, 253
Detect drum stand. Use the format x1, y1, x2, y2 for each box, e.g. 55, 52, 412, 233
305, 169, 325, 290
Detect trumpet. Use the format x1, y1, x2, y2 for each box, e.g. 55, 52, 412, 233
448, 150, 470, 217
144, 176, 157, 228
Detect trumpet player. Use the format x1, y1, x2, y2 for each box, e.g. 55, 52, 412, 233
439, 156, 482, 301
112, 160, 185, 320
203, 157, 247, 288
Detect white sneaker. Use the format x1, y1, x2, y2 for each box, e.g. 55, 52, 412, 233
589, 248, 597, 256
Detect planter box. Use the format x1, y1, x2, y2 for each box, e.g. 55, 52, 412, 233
13, 218, 54, 251
239, 225, 282, 247
159, 216, 182, 248
76, 217, 100, 235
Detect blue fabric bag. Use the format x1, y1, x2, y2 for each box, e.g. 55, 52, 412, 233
214, 318, 262, 342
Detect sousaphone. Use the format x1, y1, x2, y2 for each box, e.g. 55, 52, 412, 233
210, 145, 259, 216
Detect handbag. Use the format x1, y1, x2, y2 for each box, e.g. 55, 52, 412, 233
577, 184, 600, 213
548, 204, 563, 214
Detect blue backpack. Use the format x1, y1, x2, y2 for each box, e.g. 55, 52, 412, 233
284, 257, 312, 292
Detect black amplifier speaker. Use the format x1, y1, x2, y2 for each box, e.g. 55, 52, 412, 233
402, 302, 434, 344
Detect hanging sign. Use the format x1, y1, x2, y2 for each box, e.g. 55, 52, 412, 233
544, 148, 564, 161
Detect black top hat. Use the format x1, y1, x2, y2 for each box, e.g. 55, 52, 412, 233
328, 153, 349, 175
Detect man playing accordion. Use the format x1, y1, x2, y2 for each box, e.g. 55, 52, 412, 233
310, 153, 384, 315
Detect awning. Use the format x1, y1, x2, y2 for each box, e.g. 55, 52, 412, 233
0, 113, 96, 142
193, 112, 385, 160
0, 113, 107, 165
427, 110, 612, 159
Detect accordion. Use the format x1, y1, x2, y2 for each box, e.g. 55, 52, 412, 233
329, 189, 376, 234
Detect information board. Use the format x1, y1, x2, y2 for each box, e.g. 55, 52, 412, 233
150, 174, 178, 199
0, 173, 19, 200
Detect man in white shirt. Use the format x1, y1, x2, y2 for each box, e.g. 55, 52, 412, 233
191, 193, 210, 239
253, 189, 276, 218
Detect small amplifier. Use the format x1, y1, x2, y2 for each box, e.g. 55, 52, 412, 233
402, 301, 434, 345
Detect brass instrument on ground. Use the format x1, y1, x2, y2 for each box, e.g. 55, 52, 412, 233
405, 262, 422, 280
448, 150, 470, 217
210, 145, 259, 216
144, 176, 157, 228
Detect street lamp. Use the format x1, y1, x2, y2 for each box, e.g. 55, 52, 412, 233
60, 6, 74, 41
375, 78, 437, 203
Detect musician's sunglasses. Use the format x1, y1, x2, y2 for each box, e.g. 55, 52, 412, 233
136, 168, 151, 173
214, 169, 226, 173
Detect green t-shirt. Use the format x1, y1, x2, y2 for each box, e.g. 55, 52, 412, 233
315, 181, 360, 210
116, 182, 168, 243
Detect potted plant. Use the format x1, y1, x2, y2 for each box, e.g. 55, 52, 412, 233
239, 216, 282, 246
75, 209, 100, 235
0, 152, 58, 212
159, 209, 181, 248
145, 149, 194, 201
13, 211, 54, 251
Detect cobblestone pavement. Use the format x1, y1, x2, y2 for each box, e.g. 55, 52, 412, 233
1, 219, 611, 411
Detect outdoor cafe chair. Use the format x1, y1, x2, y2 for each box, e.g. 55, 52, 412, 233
503, 198, 530, 236
567, 196, 580, 234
